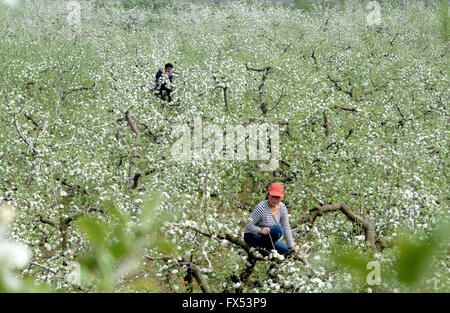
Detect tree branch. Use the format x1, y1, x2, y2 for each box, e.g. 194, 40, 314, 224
245, 64, 272, 114
125, 110, 141, 189
29, 261, 85, 291
298, 201, 377, 249
323, 112, 331, 136
182, 257, 211, 293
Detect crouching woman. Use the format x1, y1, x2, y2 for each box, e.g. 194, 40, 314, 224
244, 183, 300, 256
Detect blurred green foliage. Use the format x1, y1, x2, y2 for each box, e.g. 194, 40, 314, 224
0, 274, 53, 293
330, 219, 450, 292
76, 194, 175, 292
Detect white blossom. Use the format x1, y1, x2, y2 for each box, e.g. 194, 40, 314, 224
0, 241, 31, 269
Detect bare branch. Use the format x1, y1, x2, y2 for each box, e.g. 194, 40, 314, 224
63, 81, 96, 97
298, 202, 377, 249
323, 112, 331, 136
24, 113, 40, 129
211, 73, 229, 112
13, 118, 38, 156
39, 215, 58, 228
245, 64, 272, 114
333, 105, 359, 113
125, 110, 140, 139
308, 189, 325, 206
56, 177, 90, 196
125, 110, 141, 189
181, 257, 211, 293
29, 262, 85, 291
327, 74, 354, 99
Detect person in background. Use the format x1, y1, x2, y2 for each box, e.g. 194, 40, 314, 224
154, 63, 174, 102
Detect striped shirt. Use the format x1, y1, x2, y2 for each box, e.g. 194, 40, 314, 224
244, 200, 295, 248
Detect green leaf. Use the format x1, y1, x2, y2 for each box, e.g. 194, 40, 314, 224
102, 199, 127, 226
128, 278, 160, 292
151, 237, 175, 255
78, 217, 106, 247
78, 255, 98, 273
396, 220, 449, 286
138, 194, 171, 235
396, 236, 432, 284
109, 241, 130, 260
140, 195, 160, 224
331, 245, 375, 285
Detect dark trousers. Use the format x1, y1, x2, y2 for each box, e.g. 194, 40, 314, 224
158, 84, 172, 102
244, 225, 291, 255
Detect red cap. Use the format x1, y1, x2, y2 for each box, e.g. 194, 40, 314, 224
268, 183, 284, 197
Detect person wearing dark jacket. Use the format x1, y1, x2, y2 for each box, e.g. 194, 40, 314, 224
155, 63, 174, 102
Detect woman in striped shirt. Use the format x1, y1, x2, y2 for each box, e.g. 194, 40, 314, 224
244, 183, 300, 256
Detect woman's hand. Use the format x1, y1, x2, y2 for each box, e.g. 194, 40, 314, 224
289, 246, 303, 255
259, 227, 270, 235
